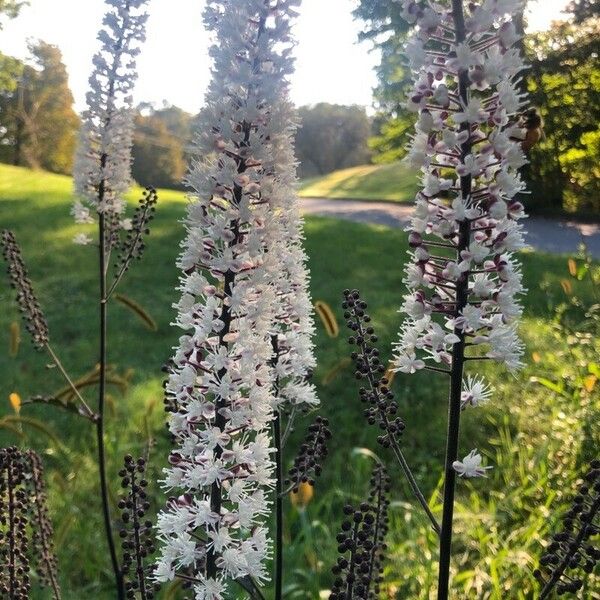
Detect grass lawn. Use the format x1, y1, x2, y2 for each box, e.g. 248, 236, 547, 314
299, 162, 418, 202
0, 163, 598, 598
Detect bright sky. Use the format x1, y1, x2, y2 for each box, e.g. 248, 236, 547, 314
0, 0, 571, 115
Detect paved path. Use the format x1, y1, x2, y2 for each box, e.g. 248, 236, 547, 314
301, 198, 600, 258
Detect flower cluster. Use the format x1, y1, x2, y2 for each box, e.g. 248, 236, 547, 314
393, 0, 528, 382
392, 1, 529, 481
0, 448, 60, 599
329, 464, 391, 600
535, 460, 600, 598
1, 230, 49, 349
263, 120, 318, 410
73, 0, 149, 244
155, 2, 310, 597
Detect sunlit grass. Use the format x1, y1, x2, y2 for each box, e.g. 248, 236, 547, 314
299, 162, 418, 202
0, 163, 598, 598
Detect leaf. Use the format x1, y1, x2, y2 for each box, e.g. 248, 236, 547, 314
9, 321, 20, 357
567, 258, 577, 277
583, 374, 597, 393
322, 357, 351, 385
351, 446, 384, 465
530, 376, 565, 395
9, 392, 21, 413
314, 300, 339, 338
1, 415, 63, 447
114, 293, 158, 331
588, 363, 600, 378
560, 279, 572, 295
576, 262, 588, 281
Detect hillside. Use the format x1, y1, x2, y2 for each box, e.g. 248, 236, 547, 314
299, 162, 418, 202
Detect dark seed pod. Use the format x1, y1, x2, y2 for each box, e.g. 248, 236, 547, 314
342, 289, 406, 449
535, 461, 600, 599
285, 416, 331, 493
0, 447, 60, 599
1, 230, 49, 349
118, 455, 158, 599
115, 188, 158, 273
328, 464, 390, 600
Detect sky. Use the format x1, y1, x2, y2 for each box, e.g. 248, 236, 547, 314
0, 0, 572, 115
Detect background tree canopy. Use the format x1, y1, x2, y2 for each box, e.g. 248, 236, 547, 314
354, 0, 600, 216
295, 103, 372, 178
0, 41, 79, 174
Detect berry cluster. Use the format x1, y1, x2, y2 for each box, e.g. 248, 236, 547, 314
115, 188, 158, 274
0, 448, 60, 599
1, 230, 49, 349
343, 289, 406, 448
329, 464, 391, 599
285, 416, 331, 493
118, 455, 158, 599
535, 460, 600, 598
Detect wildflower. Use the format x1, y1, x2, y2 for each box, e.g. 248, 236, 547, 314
155, 1, 313, 595
73, 0, 149, 237
460, 375, 493, 409
452, 450, 492, 478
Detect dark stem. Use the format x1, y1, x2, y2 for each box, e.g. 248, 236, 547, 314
353, 315, 440, 534
365, 472, 384, 596
206, 269, 234, 580
7, 456, 16, 598
130, 468, 148, 600
345, 519, 361, 600
98, 180, 124, 600
437, 2, 472, 598
272, 336, 284, 600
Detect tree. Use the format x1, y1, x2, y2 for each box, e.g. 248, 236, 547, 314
0, 0, 28, 27
131, 104, 192, 189
295, 103, 372, 177
526, 17, 600, 214
0, 41, 79, 174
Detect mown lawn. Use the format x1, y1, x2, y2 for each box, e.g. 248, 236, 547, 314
299, 162, 418, 202
0, 163, 598, 598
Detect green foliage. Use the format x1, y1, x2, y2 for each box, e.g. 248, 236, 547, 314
132, 104, 193, 190
526, 17, 600, 215
0, 0, 28, 26
0, 41, 79, 175
299, 162, 417, 202
0, 165, 598, 597
295, 103, 372, 178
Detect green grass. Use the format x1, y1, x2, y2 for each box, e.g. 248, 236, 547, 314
0, 163, 598, 598
299, 162, 418, 202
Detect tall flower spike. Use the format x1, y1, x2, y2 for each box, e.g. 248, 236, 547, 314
1, 230, 49, 349
393, 2, 530, 595
329, 464, 391, 600
155, 2, 304, 597
73, 0, 149, 245
535, 460, 600, 598
393, 0, 527, 382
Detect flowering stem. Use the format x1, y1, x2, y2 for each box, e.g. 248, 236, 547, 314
98, 187, 124, 600
271, 336, 284, 600
437, 2, 472, 598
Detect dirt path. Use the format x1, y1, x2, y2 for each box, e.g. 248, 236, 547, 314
301, 198, 600, 258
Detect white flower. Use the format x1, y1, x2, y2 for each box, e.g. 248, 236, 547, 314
395, 0, 527, 379
73, 233, 93, 245
461, 375, 493, 409
73, 0, 149, 233
453, 449, 492, 477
